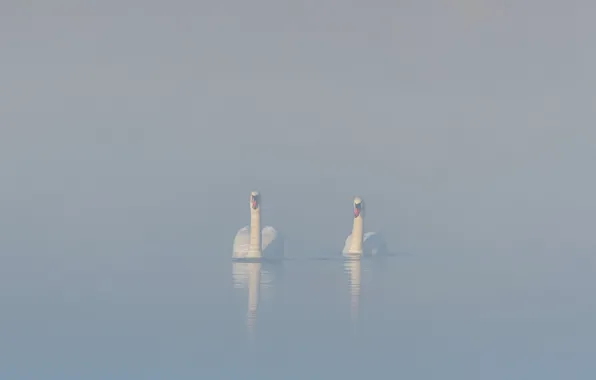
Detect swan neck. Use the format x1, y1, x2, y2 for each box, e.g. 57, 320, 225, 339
348, 215, 364, 255
248, 207, 262, 258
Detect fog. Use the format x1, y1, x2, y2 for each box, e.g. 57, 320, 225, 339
1, 0, 595, 378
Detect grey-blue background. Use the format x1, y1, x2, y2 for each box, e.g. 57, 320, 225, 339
1, 1, 595, 378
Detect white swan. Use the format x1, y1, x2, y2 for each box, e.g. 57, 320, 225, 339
342, 196, 388, 257
233, 191, 285, 260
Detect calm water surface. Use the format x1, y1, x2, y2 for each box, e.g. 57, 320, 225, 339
2, 245, 595, 379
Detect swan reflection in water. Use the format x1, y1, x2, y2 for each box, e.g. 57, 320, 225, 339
344, 257, 381, 335
232, 261, 281, 342
344, 258, 361, 330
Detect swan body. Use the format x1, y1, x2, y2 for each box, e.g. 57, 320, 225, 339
233, 191, 284, 260
233, 225, 285, 259
342, 197, 387, 257
343, 232, 387, 256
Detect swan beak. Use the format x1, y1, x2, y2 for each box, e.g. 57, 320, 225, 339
251, 195, 259, 209
354, 203, 361, 217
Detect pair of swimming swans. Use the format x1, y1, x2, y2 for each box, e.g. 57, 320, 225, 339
232, 191, 387, 260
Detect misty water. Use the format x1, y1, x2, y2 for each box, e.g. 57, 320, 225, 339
3, 242, 594, 379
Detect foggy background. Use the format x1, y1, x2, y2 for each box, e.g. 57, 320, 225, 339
1, 1, 594, 256
1, 0, 595, 378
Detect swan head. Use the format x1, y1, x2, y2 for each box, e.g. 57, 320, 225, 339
353, 196, 364, 218
250, 191, 261, 210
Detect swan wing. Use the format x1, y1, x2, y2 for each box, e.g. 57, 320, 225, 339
233, 226, 250, 258
363, 232, 387, 255
262, 226, 284, 258
342, 234, 353, 254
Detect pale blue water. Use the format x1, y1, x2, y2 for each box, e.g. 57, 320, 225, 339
2, 244, 594, 379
